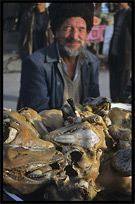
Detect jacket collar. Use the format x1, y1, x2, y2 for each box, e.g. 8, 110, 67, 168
45, 40, 60, 63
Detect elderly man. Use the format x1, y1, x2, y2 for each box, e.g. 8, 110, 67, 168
20, 3, 100, 112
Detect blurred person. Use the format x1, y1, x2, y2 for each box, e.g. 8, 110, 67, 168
16, 3, 33, 31
3, 3, 20, 31
123, 77, 132, 104
108, 3, 131, 103
17, 2, 54, 110
20, 3, 100, 113
18, 2, 54, 60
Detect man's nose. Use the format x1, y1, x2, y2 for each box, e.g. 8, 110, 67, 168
70, 28, 79, 39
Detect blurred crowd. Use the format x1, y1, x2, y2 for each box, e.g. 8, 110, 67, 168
3, 2, 132, 105
3, 3, 125, 33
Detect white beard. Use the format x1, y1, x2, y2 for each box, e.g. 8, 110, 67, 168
57, 39, 87, 57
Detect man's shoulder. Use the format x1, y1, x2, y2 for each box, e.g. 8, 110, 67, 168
83, 49, 98, 63
26, 48, 46, 64
25, 42, 58, 64
22, 47, 49, 71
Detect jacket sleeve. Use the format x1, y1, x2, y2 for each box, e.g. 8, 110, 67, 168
89, 60, 100, 97
81, 58, 100, 101
20, 57, 50, 112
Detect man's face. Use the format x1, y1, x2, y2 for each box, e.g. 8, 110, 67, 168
115, 3, 128, 10
56, 17, 88, 56
35, 3, 45, 11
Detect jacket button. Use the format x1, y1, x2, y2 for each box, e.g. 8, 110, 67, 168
57, 81, 61, 86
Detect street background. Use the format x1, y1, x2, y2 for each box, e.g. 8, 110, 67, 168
3, 2, 111, 112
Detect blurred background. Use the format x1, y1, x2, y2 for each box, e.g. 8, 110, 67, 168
3, 2, 126, 111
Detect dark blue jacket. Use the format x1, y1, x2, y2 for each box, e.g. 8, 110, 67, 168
20, 41, 100, 112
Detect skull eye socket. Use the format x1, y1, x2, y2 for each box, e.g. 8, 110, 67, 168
122, 119, 129, 128
50, 162, 60, 170
70, 151, 82, 164
65, 165, 78, 177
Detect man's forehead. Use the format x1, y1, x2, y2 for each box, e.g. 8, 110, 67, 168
61, 17, 87, 27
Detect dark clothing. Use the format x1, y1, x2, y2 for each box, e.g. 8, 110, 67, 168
109, 58, 131, 103
108, 7, 131, 102
3, 3, 20, 31
19, 6, 54, 60
33, 11, 49, 51
20, 41, 100, 112
17, 6, 54, 111
124, 77, 132, 104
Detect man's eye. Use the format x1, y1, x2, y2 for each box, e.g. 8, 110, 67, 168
79, 28, 85, 33
64, 27, 72, 31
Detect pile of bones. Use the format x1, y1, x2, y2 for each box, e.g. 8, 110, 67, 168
3, 97, 132, 201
